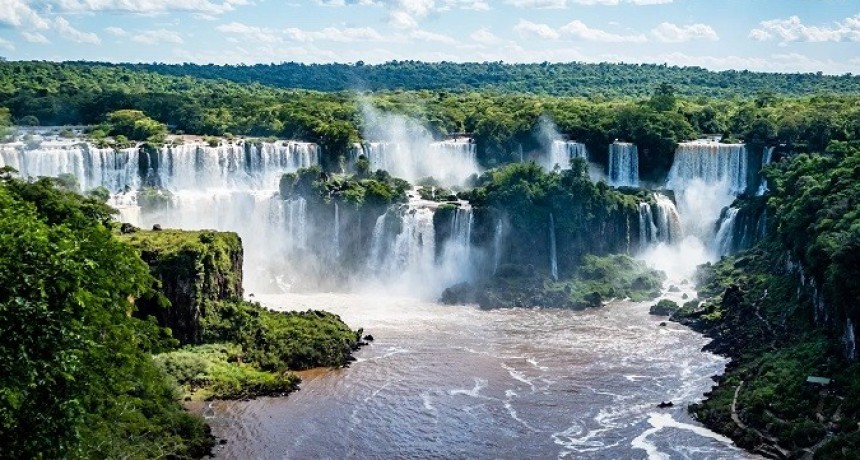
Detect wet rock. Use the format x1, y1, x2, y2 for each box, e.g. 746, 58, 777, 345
659, 322, 667, 327
120, 222, 139, 234
657, 401, 674, 408
363, 334, 374, 342
152, 223, 163, 231
668, 285, 681, 292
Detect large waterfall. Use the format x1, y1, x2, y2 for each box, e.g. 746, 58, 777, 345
351, 139, 479, 186
666, 141, 748, 195
549, 213, 558, 281
544, 140, 587, 171
608, 142, 639, 187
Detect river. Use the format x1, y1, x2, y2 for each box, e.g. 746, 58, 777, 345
201, 293, 756, 459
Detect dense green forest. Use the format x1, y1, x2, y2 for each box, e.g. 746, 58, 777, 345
102, 61, 860, 98
3, 61, 859, 181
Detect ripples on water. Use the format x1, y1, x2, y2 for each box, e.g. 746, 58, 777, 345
204, 293, 757, 460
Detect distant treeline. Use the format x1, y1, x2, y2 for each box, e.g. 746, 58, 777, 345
2, 61, 859, 181
100, 61, 860, 98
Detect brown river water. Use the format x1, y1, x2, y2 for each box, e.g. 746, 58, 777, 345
201, 293, 758, 460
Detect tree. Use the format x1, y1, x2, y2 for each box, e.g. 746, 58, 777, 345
649, 83, 677, 112
106, 109, 167, 143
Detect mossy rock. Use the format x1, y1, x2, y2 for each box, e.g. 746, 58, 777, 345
649, 299, 680, 316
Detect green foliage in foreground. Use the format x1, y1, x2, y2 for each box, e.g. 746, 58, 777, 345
201, 300, 361, 372
0, 172, 211, 459
154, 344, 300, 401
442, 254, 664, 309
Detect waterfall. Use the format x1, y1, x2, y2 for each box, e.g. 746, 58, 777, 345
549, 213, 558, 281
351, 138, 479, 186
608, 142, 639, 187
757, 146, 775, 196
638, 202, 657, 250
333, 202, 340, 259
493, 219, 504, 274
366, 213, 388, 271
714, 207, 739, 257
0, 141, 142, 192
286, 197, 308, 250
545, 140, 587, 171
638, 193, 682, 251
667, 141, 748, 195
846, 318, 857, 361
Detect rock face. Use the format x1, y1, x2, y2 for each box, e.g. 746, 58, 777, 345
122, 230, 243, 344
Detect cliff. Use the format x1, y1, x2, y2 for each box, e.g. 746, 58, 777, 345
122, 230, 243, 345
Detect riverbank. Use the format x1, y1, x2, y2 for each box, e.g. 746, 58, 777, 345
656, 247, 860, 459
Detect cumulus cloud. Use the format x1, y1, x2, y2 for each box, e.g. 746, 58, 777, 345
105, 26, 128, 36
217, 22, 280, 43
651, 22, 718, 43
54, 17, 101, 44
507, 0, 672, 6
410, 29, 457, 44
0, 0, 50, 29
506, 0, 567, 8
22, 31, 50, 43
0, 38, 14, 51
514, 19, 560, 39
750, 14, 860, 44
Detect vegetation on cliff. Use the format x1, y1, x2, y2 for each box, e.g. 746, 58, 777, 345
0, 171, 212, 459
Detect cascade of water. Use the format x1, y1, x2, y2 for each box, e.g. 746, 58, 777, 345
846, 318, 857, 361
545, 140, 587, 171
549, 213, 558, 281
286, 197, 308, 251
667, 141, 748, 195
757, 146, 775, 196
366, 213, 388, 271
493, 219, 504, 274
333, 202, 340, 259
652, 194, 683, 243
638, 202, 657, 250
0, 142, 142, 192
352, 139, 479, 186
608, 142, 639, 187
714, 207, 739, 257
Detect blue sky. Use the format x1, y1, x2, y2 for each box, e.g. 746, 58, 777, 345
1, 0, 858, 73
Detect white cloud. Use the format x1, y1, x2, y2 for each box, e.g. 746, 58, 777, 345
22, 31, 50, 43
105, 26, 127, 36
0, 0, 50, 29
506, 0, 567, 8
54, 17, 101, 44
651, 22, 718, 43
217, 22, 280, 43
53, 0, 250, 15
750, 14, 860, 44
470, 27, 501, 45
132, 29, 184, 45
410, 29, 457, 44
285, 26, 384, 42
0, 38, 14, 51
514, 19, 560, 39
560, 20, 647, 42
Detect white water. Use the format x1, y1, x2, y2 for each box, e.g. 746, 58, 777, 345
608, 142, 639, 188
549, 213, 558, 281
493, 219, 504, 274
714, 207, 739, 257
667, 141, 748, 196
204, 293, 754, 460
544, 140, 587, 171
756, 146, 775, 196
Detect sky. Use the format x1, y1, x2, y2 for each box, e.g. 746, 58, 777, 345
0, 0, 858, 73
